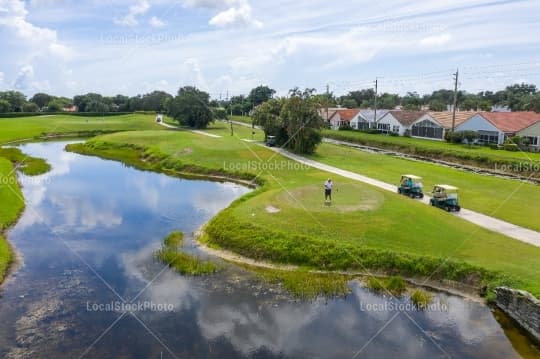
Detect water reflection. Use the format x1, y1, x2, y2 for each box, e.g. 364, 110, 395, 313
0, 141, 537, 359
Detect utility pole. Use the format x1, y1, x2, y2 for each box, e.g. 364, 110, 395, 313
373, 78, 378, 129
451, 68, 459, 132
325, 83, 330, 123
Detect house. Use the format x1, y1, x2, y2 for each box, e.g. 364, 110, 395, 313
62, 104, 78, 112
349, 109, 390, 130
329, 109, 360, 130
456, 111, 540, 145
377, 110, 426, 135
410, 111, 477, 140
318, 108, 340, 124
517, 120, 540, 151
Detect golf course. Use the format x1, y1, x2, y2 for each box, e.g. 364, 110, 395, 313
0, 114, 531, 297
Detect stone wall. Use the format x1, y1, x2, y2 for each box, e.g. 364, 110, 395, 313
494, 286, 540, 343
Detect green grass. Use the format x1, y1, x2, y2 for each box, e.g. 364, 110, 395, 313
365, 276, 407, 296
0, 147, 51, 175
410, 289, 433, 308
0, 158, 25, 282
249, 267, 350, 298
67, 124, 540, 297
309, 143, 540, 232
230, 115, 254, 125
154, 231, 218, 275
0, 113, 164, 145
323, 129, 540, 164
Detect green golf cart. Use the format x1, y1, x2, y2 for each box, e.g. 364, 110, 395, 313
430, 185, 461, 212
398, 174, 424, 199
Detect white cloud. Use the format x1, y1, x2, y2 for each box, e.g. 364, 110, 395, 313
0, 0, 72, 58
209, 0, 261, 28
149, 16, 166, 28
114, 0, 150, 26
13, 65, 34, 90
420, 33, 452, 47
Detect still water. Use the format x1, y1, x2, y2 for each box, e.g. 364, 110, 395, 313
0, 141, 538, 358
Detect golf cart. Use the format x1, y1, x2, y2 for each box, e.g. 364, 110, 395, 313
398, 174, 424, 198
266, 135, 276, 147
430, 185, 461, 212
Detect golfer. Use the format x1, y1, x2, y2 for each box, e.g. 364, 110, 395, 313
324, 179, 333, 202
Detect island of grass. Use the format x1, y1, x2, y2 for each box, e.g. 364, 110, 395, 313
66, 124, 540, 300
154, 231, 219, 275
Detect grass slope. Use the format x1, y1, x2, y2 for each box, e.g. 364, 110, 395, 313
0, 158, 25, 282
69, 124, 540, 297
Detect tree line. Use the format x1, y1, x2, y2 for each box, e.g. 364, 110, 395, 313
1, 82, 539, 115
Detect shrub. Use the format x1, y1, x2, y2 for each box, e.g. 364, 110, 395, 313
389, 132, 399, 137
410, 289, 432, 309
503, 143, 520, 152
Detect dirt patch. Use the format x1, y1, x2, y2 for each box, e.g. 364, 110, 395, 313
174, 147, 193, 156
265, 205, 281, 213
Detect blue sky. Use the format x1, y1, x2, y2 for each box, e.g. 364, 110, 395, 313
0, 0, 539, 98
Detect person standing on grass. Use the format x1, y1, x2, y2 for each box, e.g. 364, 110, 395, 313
324, 179, 333, 202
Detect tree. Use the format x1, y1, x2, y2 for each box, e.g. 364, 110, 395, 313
401, 92, 422, 110
0, 99, 11, 113
341, 98, 358, 109
378, 93, 400, 109
47, 99, 65, 112
30, 93, 52, 109
247, 85, 275, 107
73, 93, 107, 112
212, 107, 228, 121
428, 99, 446, 111
279, 88, 324, 154
22, 102, 40, 112
141, 91, 173, 112
0, 91, 26, 112
167, 86, 214, 128
252, 98, 284, 141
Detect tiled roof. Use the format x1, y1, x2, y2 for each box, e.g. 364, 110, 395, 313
385, 110, 426, 126
332, 108, 361, 122
477, 111, 540, 133
427, 111, 477, 129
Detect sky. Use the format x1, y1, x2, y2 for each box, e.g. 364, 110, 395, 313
0, 0, 539, 99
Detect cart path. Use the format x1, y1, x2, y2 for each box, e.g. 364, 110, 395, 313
266, 145, 540, 247
157, 120, 222, 137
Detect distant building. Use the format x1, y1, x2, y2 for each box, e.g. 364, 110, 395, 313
328, 109, 360, 130
62, 104, 78, 112
517, 120, 540, 151
377, 110, 426, 136
410, 111, 477, 140
349, 109, 390, 130
456, 111, 540, 145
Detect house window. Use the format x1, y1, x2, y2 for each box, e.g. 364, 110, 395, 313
357, 121, 370, 130
392, 125, 400, 133
477, 130, 499, 144
377, 123, 390, 133
412, 120, 443, 139
524, 136, 539, 146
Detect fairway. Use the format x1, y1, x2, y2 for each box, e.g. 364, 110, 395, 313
69, 124, 540, 297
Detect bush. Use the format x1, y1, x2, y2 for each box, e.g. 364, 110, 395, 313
389, 132, 399, 137
504, 143, 520, 152
410, 289, 432, 309
338, 125, 352, 131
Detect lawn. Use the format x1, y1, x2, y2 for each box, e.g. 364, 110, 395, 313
310, 143, 540, 232
323, 129, 540, 167
0, 113, 163, 145
69, 123, 540, 297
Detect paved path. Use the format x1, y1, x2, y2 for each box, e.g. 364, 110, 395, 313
266, 145, 540, 247
157, 121, 222, 138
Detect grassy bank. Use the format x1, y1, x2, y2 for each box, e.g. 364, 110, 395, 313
323, 130, 540, 177
310, 143, 540, 232
68, 124, 540, 298
0, 159, 25, 282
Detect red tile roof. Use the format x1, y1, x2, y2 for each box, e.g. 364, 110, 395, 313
331, 108, 360, 122
477, 111, 540, 133
427, 111, 477, 129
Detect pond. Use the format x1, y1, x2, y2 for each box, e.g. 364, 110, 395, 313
0, 141, 538, 358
